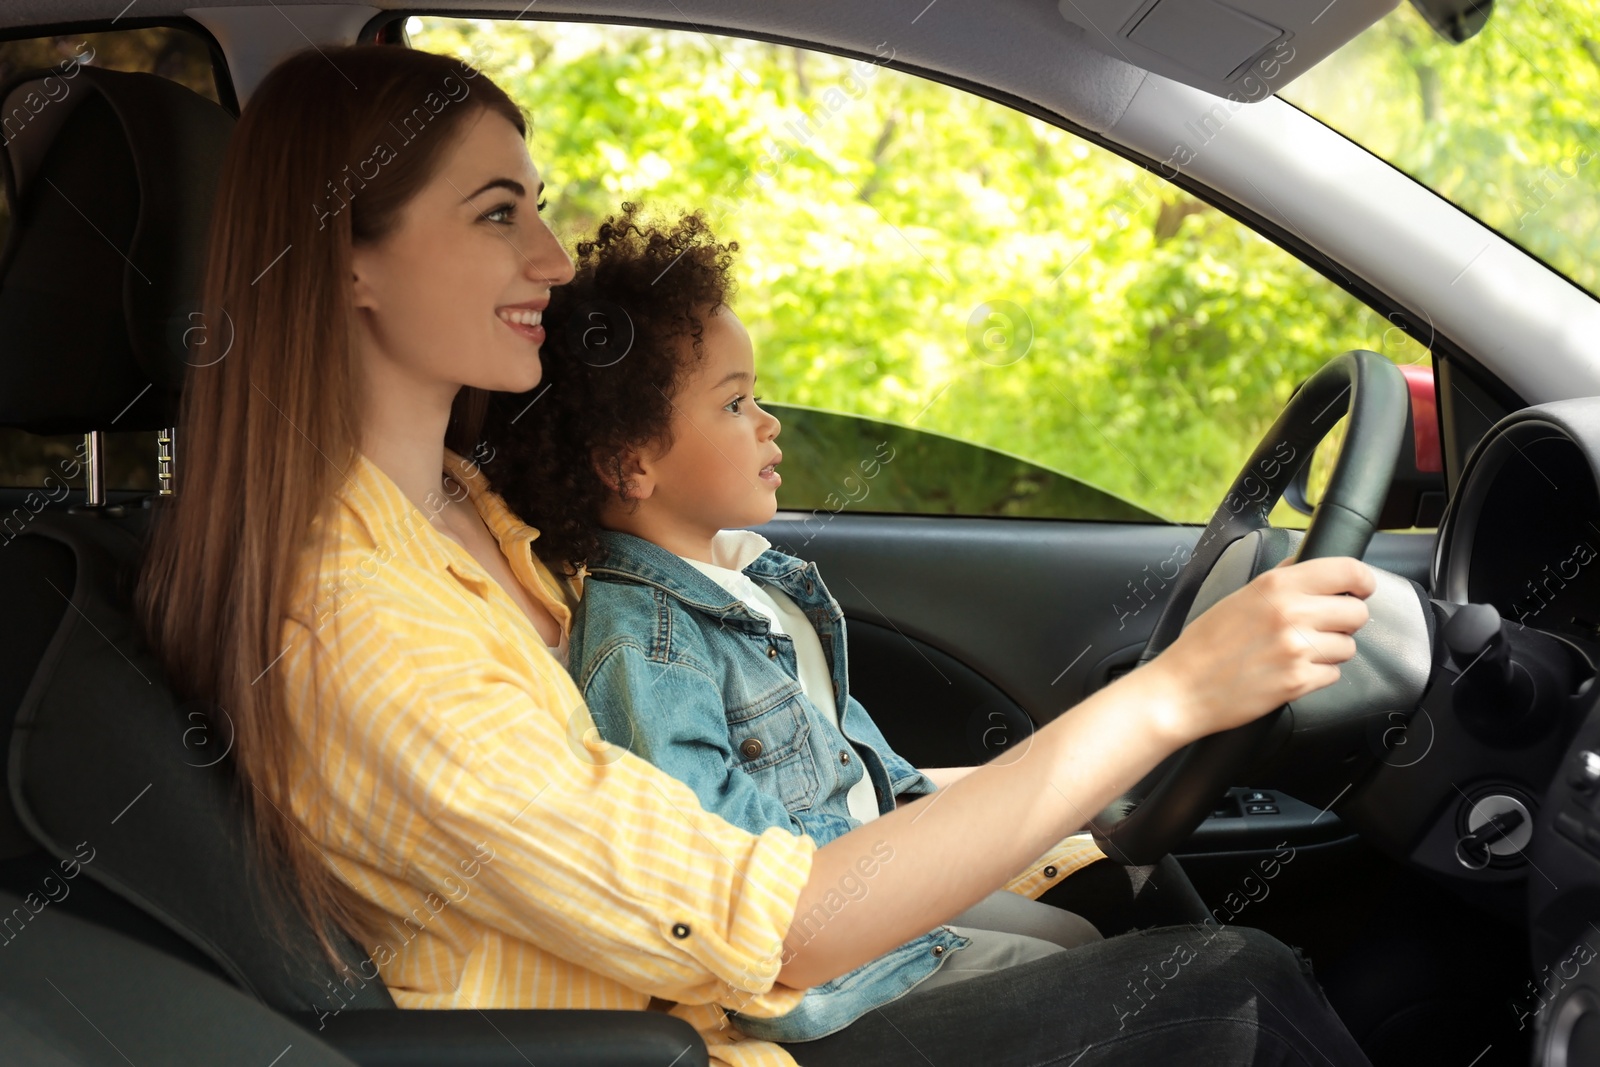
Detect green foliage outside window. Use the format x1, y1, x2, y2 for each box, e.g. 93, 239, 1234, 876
411, 15, 1453, 524
1284, 0, 1600, 297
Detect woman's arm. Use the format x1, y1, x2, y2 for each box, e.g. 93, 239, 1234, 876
283, 602, 818, 1016
777, 555, 1375, 989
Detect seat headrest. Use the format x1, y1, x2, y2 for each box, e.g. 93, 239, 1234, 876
0, 66, 233, 435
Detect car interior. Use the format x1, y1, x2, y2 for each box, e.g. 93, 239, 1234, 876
1, 2, 1598, 1066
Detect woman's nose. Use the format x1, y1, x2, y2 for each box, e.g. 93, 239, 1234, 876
525, 220, 575, 287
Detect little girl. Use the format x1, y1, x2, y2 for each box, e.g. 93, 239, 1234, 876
484, 205, 1120, 1042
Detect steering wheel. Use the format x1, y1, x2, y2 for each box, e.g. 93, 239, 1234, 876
1090, 350, 1413, 865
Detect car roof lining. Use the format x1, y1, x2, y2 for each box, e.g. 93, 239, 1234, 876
2, 2, 1154, 134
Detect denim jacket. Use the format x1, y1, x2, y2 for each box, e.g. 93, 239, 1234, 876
568, 529, 971, 1042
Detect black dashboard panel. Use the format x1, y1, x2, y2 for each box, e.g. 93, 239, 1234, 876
1464, 436, 1600, 642
1438, 407, 1600, 651
1528, 702, 1600, 1066
1430, 399, 1600, 1066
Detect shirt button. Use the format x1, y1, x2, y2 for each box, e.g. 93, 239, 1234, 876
1043, 865, 1059, 879
766, 645, 779, 658
840, 750, 851, 765
932, 945, 945, 957
672, 923, 691, 939
740, 738, 764, 760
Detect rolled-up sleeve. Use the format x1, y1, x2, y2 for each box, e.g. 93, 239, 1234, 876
280, 603, 817, 1016
1003, 833, 1107, 901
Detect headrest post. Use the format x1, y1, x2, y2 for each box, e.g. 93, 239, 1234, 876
66, 432, 122, 518
85, 431, 104, 506
157, 426, 176, 497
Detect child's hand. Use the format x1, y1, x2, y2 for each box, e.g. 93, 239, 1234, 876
1141, 555, 1377, 746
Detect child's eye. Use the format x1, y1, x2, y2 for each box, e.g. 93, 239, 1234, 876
725, 394, 746, 414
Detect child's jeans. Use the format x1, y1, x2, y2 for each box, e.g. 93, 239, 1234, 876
783, 924, 1370, 1066
912, 888, 1103, 994
915, 852, 1216, 993
783, 855, 1368, 1066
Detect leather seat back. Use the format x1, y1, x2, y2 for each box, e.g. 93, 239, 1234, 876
0, 65, 391, 1012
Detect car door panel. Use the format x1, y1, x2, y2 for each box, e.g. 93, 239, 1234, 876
757, 513, 1435, 858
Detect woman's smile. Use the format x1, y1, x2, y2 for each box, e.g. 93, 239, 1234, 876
497, 301, 547, 344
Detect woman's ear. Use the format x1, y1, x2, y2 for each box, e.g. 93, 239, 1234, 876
350, 247, 380, 312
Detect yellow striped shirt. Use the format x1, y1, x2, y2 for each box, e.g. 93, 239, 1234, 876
279, 447, 1104, 1067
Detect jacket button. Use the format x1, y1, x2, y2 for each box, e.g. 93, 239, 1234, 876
740, 738, 764, 760
932, 945, 945, 957
805, 580, 814, 594
840, 750, 851, 765
766, 645, 778, 658
1043, 865, 1059, 879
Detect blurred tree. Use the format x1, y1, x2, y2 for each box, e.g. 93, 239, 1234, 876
423, 11, 1451, 522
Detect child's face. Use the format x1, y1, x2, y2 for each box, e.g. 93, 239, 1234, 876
640, 306, 782, 538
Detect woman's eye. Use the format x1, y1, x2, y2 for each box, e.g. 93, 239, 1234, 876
483, 202, 517, 224
536, 196, 549, 212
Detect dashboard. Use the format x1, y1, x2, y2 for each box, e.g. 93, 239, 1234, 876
1424, 399, 1600, 1065
1436, 412, 1600, 647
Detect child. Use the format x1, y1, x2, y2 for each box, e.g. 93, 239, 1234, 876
484, 205, 1108, 1043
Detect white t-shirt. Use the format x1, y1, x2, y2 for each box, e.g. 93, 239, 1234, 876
679, 530, 881, 825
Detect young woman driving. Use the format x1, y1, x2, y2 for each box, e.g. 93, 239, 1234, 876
137, 43, 1375, 1066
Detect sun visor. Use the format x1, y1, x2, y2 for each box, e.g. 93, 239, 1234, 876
1057, 0, 1399, 98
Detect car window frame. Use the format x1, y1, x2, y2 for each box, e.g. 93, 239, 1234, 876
0, 15, 238, 113
374, 9, 1485, 521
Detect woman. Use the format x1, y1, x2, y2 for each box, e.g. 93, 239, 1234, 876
137, 43, 1375, 1066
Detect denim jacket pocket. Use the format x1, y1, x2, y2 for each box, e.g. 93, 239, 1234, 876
726, 689, 820, 813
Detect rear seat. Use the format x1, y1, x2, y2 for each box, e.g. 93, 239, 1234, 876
0, 63, 706, 1066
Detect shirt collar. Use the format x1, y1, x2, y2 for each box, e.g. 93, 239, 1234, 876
443, 450, 584, 624
336, 449, 582, 633
687, 529, 773, 576
590, 529, 761, 620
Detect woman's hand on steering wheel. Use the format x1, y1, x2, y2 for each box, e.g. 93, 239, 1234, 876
1141, 555, 1379, 747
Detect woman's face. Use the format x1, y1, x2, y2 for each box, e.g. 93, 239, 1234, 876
351, 108, 574, 399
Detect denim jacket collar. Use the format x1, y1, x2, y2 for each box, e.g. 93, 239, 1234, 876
588, 529, 809, 631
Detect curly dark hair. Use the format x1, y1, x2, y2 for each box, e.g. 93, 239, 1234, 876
483, 203, 740, 574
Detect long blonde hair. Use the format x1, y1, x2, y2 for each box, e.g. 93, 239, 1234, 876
136, 44, 522, 955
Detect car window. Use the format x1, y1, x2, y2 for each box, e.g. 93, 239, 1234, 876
767, 403, 1157, 526
0, 24, 222, 491
1279, 0, 1599, 298
408, 17, 1431, 526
